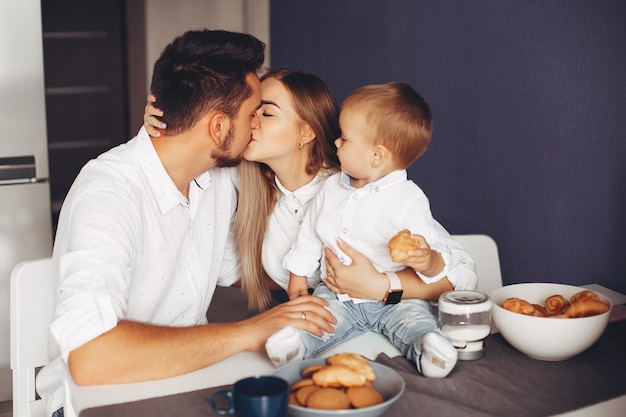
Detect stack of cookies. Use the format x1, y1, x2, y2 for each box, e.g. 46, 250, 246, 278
288, 353, 384, 410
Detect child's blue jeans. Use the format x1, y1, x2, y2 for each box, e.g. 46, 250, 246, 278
302, 284, 441, 365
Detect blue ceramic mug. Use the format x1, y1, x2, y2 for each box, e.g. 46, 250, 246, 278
210, 375, 288, 417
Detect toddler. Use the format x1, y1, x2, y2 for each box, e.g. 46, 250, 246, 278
266, 82, 465, 378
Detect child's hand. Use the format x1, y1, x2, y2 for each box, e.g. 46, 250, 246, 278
143, 94, 166, 137
401, 234, 444, 277
287, 275, 309, 300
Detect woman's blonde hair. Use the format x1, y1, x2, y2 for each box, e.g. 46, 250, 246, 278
234, 68, 340, 310
342, 82, 433, 169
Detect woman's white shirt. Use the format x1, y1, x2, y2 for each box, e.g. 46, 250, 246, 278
262, 170, 334, 289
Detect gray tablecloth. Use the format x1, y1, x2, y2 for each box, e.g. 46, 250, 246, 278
80, 319, 626, 417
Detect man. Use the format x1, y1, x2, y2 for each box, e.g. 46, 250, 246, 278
37, 29, 335, 417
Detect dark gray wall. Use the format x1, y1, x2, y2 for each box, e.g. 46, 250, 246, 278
270, 0, 626, 294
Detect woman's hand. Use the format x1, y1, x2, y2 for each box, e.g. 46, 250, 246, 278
323, 238, 453, 302
323, 239, 388, 300
143, 94, 166, 137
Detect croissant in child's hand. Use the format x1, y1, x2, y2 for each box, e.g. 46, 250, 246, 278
563, 298, 610, 318
388, 229, 420, 262
544, 294, 570, 315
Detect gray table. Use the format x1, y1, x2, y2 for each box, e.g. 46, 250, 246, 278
81, 319, 626, 417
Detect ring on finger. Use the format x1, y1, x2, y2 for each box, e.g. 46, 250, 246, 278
301, 311, 307, 320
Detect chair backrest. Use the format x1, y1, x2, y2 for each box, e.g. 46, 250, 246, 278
452, 234, 503, 295
10, 257, 54, 417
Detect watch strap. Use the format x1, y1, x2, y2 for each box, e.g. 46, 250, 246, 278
384, 271, 402, 291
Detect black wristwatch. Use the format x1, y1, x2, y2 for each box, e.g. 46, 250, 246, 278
383, 271, 403, 305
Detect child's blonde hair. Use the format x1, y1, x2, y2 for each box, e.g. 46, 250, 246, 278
342, 82, 433, 169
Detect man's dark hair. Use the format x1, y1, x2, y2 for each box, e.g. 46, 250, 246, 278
150, 29, 265, 134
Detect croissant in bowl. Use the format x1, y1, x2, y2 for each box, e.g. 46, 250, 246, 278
561, 297, 610, 318
501, 298, 536, 315
544, 294, 570, 315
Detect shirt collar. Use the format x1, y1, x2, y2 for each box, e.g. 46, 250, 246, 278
275, 169, 334, 204
339, 169, 408, 193
135, 127, 211, 214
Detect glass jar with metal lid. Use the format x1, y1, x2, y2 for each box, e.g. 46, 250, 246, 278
438, 290, 493, 360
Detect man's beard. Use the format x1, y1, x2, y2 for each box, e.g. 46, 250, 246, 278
212, 124, 244, 168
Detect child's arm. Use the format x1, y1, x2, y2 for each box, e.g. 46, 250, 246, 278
287, 272, 310, 300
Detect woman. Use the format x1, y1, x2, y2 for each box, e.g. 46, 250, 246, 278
144, 68, 476, 311
235, 69, 340, 310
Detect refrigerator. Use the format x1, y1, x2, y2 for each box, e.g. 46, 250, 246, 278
0, 0, 54, 401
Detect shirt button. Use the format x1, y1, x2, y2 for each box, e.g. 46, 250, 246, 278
374, 186, 380, 192
461, 257, 467, 264
341, 227, 348, 234
352, 194, 358, 200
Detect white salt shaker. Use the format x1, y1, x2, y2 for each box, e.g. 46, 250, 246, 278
438, 290, 493, 360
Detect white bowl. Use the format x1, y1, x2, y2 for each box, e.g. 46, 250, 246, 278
272, 357, 405, 417
490, 283, 612, 361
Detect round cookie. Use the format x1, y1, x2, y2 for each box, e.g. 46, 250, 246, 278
295, 385, 320, 406
291, 377, 314, 391
346, 385, 384, 408
301, 364, 326, 378
288, 392, 299, 406
306, 388, 351, 410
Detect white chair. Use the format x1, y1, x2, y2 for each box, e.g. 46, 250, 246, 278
10, 257, 54, 417
453, 234, 503, 295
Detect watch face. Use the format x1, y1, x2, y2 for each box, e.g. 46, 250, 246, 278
386, 290, 403, 305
